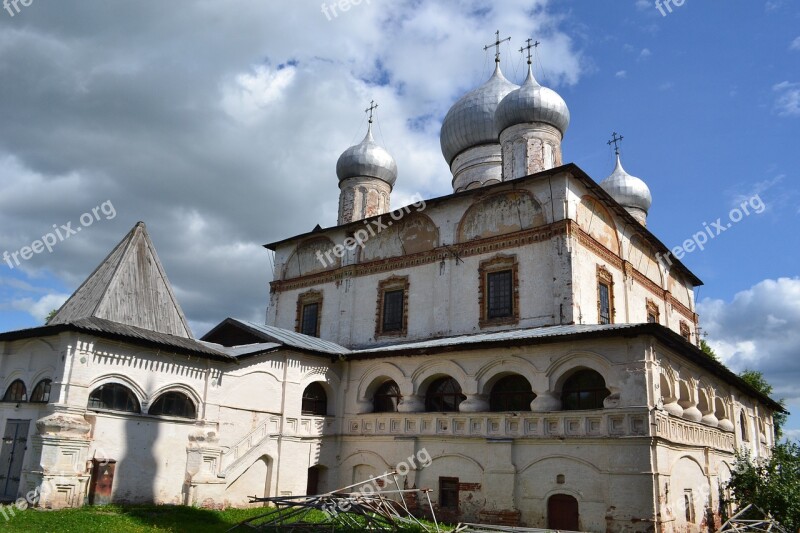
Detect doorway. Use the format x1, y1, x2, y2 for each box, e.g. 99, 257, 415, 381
547, 493, 579, 531
0, 420, 30, 501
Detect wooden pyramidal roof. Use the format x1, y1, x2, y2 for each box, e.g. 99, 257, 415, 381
48, 221, 194, 339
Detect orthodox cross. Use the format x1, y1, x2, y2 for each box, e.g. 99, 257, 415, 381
607, 132, 624, 155
484, 30, 511, 63
519, 38, 540, 65
365, 100, 378, 123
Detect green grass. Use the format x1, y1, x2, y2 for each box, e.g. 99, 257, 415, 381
0, 504, 441, 532
0, 504, 279, 532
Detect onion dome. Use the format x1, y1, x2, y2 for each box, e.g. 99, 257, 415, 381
600, 154, 652, 214
440, 63, 519, 165
495, 64, 570, 136
336, 123, 398, 187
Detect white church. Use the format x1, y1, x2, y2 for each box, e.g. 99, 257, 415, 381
0, 39, 783, 532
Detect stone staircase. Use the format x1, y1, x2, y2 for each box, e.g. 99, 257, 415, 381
218, 416, 281, 479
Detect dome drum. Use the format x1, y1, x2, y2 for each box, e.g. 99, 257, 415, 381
499, 123, 563, 180
451, 144, 504, 192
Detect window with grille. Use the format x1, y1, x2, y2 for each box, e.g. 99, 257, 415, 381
30, 379, 52, 403
2, 380, 27, 402
490, 375, 535, 412
302, 382, 328, 416
598, 282, 611, 324
425, 378, 466, 412
487, 271, 513, 319
382, 290, 404, 332
562, 370, 610, 411
148, 391, 197, 419
373, 380, 401, 413
88, 383, 140, 413
301, 303, 319, 337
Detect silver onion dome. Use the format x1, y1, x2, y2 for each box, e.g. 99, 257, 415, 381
495, 65, 570, 136
336, 123, 398, 187
440, 63, 519, 165
600, 154, 652, 213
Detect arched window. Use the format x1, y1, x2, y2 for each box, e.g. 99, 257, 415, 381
425, 378, 465, 412
88, 383, 141, 413
2, 380, 27, 402
373, 380, 401, 413
302, 383, 328, 416
490, 375, 535, 412
740, 411, 750, 442
30, 379, 52, 403
561, 370, 610, 411
148, 391, 196, 419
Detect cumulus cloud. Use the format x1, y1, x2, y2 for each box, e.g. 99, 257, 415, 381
0, 2, 586, 334
615, 70, 627, 79
12, 294, 70, 323
698, 278, 800, 407
773, 81, 800, 117
791, 37, 800, 51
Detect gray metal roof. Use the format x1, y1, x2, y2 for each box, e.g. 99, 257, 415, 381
232, 320, 350, 356
210, 341, 283, 358
352, 323, 640, 355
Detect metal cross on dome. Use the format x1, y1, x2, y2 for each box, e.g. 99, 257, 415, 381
607, 132, 624, 155
365, 100, 378, 124
519, 38, 540, 65
484, 30, 511, 63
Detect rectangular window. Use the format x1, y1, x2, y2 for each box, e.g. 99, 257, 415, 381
598, 282, 611, 324
439, 477, 459, 510
301, 303, 319, 337
382, 289, 404, 332
487, 270, 513, 319
647, 312, 658, 323
376, 276, 409, 337
680, 321, 691, 341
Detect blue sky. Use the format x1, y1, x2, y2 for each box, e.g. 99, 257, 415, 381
0, 0, 797, 437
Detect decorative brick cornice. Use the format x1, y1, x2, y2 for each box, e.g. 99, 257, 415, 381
271, 220, 568, 293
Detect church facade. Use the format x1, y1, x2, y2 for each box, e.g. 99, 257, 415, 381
0, 44, 783, 533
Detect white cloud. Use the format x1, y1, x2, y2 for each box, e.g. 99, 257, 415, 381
772, 81, 800, 117
615, 70, 627, 79
638, 48, 651, 61
12, 293, 70, 323
790, 37, 800, 51
221, 64, 297, 123
635, 0, 651, 11
698, 277, 800, 406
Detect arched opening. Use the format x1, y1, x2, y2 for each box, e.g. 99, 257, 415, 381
678, 380, 692, 407
2, 380, 27, 402
660, 374, 672, 401
697, 390, 711, 414
88, 383, 141, 413
30, 379, 52, 403
425, 377, 465, 412
148, 391, 197, 419
301, 382, 328, 416
548, 493, 579, 531
561, 370, 610, 411
714, 397, 727, 420
740, 411, 750, 442
489, 375, 535, 412
373, 380, 401, 413
306, 465, 327, 495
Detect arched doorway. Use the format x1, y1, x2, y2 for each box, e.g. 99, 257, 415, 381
548, 493, 579, 531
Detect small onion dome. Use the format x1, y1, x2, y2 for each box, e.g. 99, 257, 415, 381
440, 63, 519, 165
336, 123, 398, 187
600, 154, 652, 213
495, 64, 570, 136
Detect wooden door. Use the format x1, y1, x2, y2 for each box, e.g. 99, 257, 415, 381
0, 420, 30, 501
548, 493, 579, 531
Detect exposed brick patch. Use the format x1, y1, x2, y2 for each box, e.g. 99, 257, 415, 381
478, 509, 521, 527
459, 482, 481, 491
